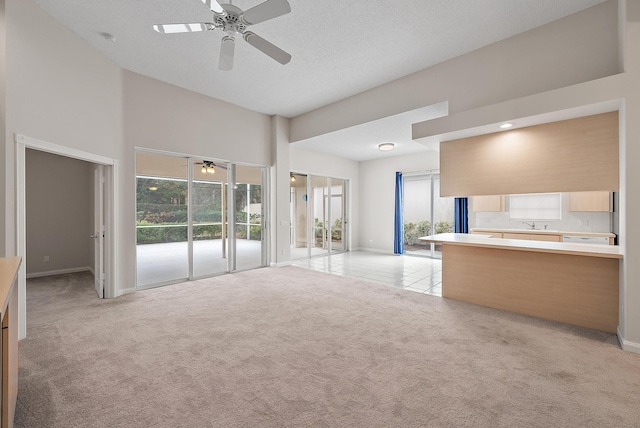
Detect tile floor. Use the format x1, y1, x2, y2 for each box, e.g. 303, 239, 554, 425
292, 251, 443, 296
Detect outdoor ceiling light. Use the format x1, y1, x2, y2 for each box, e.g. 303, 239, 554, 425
201, 161, 215, 174
378, 143, 395, 151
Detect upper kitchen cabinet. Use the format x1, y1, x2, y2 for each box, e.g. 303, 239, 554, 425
472, 195, 504, 212
440, 112, 619, 197
569, 191, 613, 212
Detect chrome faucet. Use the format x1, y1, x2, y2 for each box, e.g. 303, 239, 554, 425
522, 222, 536, 230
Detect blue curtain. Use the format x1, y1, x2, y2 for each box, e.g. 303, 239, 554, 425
393, 172, 404, 254
454, 197, 469, 233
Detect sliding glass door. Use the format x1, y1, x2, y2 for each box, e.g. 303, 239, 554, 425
136, 151, 268, 288
235, 165, 266, 271
290, 173, 348, 259
192, 162, 228, 278
403, 172, 454, 258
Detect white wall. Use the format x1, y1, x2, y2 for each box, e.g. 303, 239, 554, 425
358, 151, 439, 253
25, 149, 92, 275
0, 0, 6, 256
5, 0, 124, 263
291, 0, 620, 142
290, 146, 359, 250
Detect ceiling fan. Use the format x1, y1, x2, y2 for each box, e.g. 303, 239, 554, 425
153, 0, 292, 71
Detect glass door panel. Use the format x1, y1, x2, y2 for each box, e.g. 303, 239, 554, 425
310, 176, 330, 256
192, 161, 229, 277
403, 173, 453, 258
290, 173, 309, 260
136, 152, 189, 286
403, 175, 433, 256
330, 179, 345, 253
234, 165, 265, 271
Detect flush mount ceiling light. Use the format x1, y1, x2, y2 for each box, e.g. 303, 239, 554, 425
201, 160, 216, 174
378, 143, 395, 151
500, 123, 514, 129
100, 32, 116, 43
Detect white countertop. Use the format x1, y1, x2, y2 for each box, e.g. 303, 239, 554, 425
419, 233, 623, 259
470, 228, 615, 238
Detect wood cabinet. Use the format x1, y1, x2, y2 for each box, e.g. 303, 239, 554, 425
472, 195, 505, 212
471, 231, 502, 238
501, 232, 561, 242
0, 257, 20, 428
528, 234, 562, 242
569, 191, 613, 212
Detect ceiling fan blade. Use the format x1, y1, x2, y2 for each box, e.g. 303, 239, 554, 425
241, 0, 291, 25
153, 23, 211, 34
219, 36, 235, 71
243, 31, 291, 65
201, 0, 225, 14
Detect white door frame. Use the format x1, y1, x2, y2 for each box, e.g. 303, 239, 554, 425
15, 133, 119, 340
93, 165, 106, 298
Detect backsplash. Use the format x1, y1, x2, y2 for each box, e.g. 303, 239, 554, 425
469, 193, 613, 233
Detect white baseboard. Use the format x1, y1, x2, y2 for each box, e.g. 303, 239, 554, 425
119, 287, 137, 296
270, 261, 292, 267
26, 266, 92, 279
617, 327, 640, 354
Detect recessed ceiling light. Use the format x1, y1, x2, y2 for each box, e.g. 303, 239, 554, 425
500, 123, 514, 129
100, 32, 116, 42
378, 143, 395, 151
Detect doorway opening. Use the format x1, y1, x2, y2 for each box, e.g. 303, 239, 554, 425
403, 171, 454, 258
290, 173, 348, 260
15, 134, 117, 340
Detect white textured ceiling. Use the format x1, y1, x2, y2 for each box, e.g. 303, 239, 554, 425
32, 0, 606, 160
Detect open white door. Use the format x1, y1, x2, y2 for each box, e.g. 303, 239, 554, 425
93, 165, 106, 298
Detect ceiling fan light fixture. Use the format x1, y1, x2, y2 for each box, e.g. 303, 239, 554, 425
378, 143, 395, 152
202, 161, 216, 174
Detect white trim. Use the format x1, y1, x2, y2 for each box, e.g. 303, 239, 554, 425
270, 261, 292, 267
617, 327, 640, 354
16, 134, 115, 165
15, 133, 119, 340
26, 267, 92, 279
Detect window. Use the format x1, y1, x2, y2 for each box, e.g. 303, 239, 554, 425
509, 193, 562, 220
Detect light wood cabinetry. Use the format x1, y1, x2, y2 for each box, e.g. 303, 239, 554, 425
441, 244, 619, 333
472, 195, 504, 212
569, 191, 613, 212
528, 234, 562, 242
471, 231, 502, 238
472, 229, 613, 244
0, 257, 20, 428
440, 112, 619, 196
505, 232, 562, 242
502, 233, 524, 240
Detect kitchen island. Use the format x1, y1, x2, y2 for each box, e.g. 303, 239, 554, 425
419, 233, 622, 333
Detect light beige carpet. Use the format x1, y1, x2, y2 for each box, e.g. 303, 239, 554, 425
15, 267, 640, 427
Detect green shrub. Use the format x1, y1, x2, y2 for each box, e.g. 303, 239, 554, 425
404, 220, 432, 245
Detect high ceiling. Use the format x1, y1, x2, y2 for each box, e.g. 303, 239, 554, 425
33, 0, 606, 160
